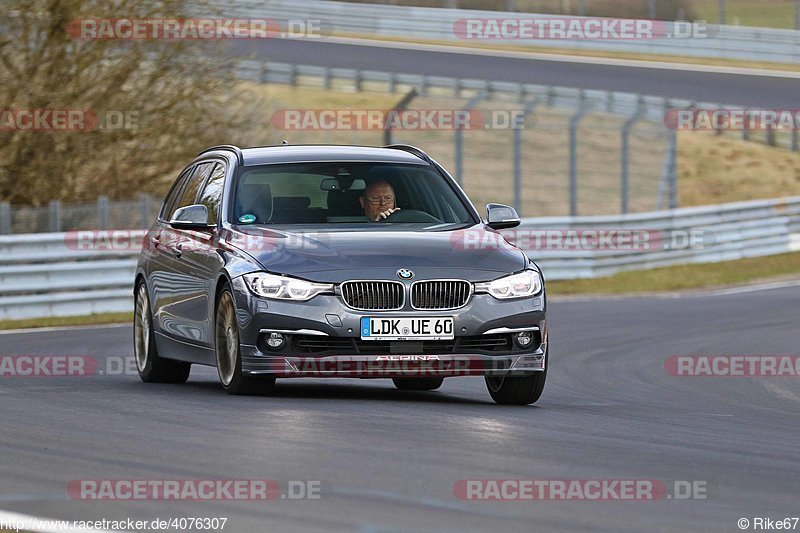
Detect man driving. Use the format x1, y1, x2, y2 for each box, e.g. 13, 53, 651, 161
359, 179, 401, 221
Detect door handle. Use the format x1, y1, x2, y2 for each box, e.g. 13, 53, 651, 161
169, 243, 183, 257
149, 235, 160, 248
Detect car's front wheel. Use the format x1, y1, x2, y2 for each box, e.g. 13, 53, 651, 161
215, 286, 275, 395
134, 282, 191, 383
392, 377, 444, 391
484, 349, 547, 405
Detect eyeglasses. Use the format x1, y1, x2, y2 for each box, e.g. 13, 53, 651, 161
365, 195, 394, 205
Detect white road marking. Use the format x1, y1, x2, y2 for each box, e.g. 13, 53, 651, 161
0, 323, 129, 336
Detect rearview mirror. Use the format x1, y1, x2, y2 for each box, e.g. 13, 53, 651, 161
170, 204, 212, 229
486, 203, 520, 230
320, 179, 341, 191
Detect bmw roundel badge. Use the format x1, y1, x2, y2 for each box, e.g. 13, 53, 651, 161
397, 268, 414, 280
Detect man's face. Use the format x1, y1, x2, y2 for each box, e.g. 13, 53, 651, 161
359, 181, 396, 220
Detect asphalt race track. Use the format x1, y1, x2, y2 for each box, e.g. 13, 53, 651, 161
1, 284, 799, 532
231, 37, 800, 108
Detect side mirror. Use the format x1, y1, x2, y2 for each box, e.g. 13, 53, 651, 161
486, 203, 520, 230
170, 204, 212, 230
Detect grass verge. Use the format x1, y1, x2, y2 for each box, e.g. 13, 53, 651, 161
547, 251, 800, 295
0, 312, 132, 331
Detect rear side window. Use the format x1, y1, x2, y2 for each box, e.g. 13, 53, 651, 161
197, 163, 226, 224
161, 166, 194, 221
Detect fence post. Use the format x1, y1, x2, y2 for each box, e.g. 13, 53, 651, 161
513, 98, 541, 216
140, 194, 151, 228
259, 60, 268, 84
718, 0, 726, 25
621, 96, 645, 214
648, 0, 657, 19
97, 195, 109, 229
0, 202, 10, 234
795, 0, 800, 30
384, 88, 418, 145
765, 125, 776, 147
668, 129, 677, 209
48, 200, 62, 233
791, 129, 798, 152
322, 67, 331, 90
454, 92, 487, 187
568, 92, 589, 216
418, 75, 428, 97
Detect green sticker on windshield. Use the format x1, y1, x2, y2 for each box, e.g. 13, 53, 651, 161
238, 214, 256, 224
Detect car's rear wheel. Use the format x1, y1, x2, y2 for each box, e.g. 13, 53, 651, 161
134, 282, 191, 383
392, 377, 444, 391
484, 349, 548, 405
215, 286, 275, 395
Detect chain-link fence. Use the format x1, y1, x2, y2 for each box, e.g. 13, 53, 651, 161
2, 59, 681, 233
0, 195, 161, 234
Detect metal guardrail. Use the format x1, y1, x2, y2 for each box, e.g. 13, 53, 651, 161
227, 0, 800, 63
511, 197, 800, 279
2, 198, 799, 320
0, 231, 142, 320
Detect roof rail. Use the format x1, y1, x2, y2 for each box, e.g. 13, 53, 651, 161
383, 144, 434, 165
198, 145, 244, 165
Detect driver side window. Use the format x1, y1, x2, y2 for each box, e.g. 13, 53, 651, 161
161, 166, 194, 221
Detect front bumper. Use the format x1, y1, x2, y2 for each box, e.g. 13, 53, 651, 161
230, 276, 547, 378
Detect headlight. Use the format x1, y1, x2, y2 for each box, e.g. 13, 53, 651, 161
243, 272, 333, 301
474, 270, 542, 299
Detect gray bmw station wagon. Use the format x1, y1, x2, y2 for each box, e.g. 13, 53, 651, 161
134, 144, 548, 404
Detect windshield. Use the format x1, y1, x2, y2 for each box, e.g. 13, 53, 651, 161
231, 162, 475, 228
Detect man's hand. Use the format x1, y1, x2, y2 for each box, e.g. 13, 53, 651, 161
373, 207, 400, 221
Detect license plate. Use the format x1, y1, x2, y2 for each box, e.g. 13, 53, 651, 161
360, 317, 454, 340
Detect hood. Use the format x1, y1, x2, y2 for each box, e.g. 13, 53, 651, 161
223, 225, 527, 283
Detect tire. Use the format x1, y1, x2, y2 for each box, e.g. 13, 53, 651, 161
484, 349, 548, 405
215, 286, 275, 395
134, 281, 191, 384
392, 377, 444, 391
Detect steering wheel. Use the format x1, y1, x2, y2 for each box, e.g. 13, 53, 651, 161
381, 209, 442, 223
